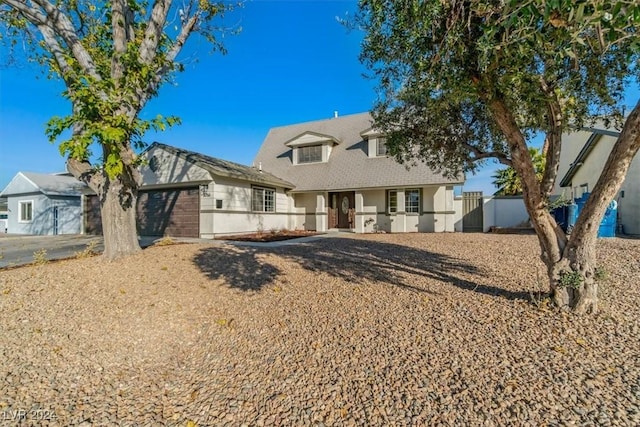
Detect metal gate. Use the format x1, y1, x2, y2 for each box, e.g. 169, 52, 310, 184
462, 191, 483, 232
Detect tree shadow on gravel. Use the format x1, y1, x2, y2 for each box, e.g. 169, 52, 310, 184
193, 237, 531, 302
194, 246, 281, 291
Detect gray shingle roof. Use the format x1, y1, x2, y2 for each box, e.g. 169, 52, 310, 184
254, 112, 464, 192
18, 172, 85, 196
151, 142, 295, 189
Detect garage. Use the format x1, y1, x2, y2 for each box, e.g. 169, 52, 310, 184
84, 187, 200, 238
137, 187, 200, 237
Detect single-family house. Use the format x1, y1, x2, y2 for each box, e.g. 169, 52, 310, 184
0, 172, 85, 235
83, 113, 463, 237
554, 125, 639, 235
254, 112, 463, 233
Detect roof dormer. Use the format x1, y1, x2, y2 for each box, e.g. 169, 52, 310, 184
360, 127, 388, 158
284, 131, 340, 165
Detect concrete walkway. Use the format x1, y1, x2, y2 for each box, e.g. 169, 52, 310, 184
218, 231, 347, 248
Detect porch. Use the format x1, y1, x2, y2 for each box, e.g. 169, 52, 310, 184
291, 186, 457, 233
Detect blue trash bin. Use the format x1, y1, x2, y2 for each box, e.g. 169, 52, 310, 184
598, 200, 618, 238
572, 192, 617, 238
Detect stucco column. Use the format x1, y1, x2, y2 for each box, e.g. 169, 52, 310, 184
395, 189, 406, 232
444, 186, 454, 232
315, 192, 327, 232
354, 191, 365, 233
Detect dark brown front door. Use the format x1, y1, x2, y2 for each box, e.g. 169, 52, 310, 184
329, 192, 355, 229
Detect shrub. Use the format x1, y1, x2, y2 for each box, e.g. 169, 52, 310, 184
33, 248, 48, 265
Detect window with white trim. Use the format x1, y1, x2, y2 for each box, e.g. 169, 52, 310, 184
376, 137, 388, 156
387, 190, 398, 213
19, 200, 33, 222
252, 187, 275, 212
405, 189, 420, 213
297, 145, 323, 164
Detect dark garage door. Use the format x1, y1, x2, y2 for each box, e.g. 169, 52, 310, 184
137, 188, 200, 237
84, 187, 200, 238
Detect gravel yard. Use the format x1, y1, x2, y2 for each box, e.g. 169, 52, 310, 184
0, 233, 639, 426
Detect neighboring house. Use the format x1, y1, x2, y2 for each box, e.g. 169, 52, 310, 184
0, 197, 7, 233
0, 172, 85, 235
254, 112, 463, 233
85, 142, 295, 238
554, 126, 639, 235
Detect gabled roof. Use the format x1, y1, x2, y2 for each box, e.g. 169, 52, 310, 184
0, 172, 86, 197
254, 112, 464, 192
559, 127, 621, 187
149, 142, 295, 189
284, 131, 340, 147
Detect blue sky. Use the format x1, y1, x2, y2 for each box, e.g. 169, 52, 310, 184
0, 1, 637, 194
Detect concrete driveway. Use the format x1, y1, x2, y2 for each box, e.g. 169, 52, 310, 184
0, 234, 105, 268
0, 234, 227, 268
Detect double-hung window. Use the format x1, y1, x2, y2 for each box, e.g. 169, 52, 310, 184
19, 201, 33, 222
252, 187, 275, 212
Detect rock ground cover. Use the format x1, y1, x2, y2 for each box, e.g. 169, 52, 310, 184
0, 233, 638, 426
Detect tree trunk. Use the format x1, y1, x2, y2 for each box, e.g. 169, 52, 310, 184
100, 176, 141, 260
551, 237, 599, 314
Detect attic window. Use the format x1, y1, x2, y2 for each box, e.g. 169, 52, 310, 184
376, 138, 388, 156
298, 145, 323, 164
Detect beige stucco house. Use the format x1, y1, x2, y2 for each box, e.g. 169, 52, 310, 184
554, 125, 640, 235
85, 113, 463, 238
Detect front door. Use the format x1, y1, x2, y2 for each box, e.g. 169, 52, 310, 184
329, 192, 355, 229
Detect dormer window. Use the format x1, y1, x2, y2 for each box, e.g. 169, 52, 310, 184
298, 144, 323, 164
284, 131, 340, 165
360, 127, 389, 158
376, 137, 388, 156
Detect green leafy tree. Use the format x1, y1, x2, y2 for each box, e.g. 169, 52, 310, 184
0, 0, 237, 259
356, 0, 640, 313
493, 148, 545, 195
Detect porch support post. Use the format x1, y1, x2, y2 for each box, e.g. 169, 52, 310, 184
315, 192, 327, 232
354, 191, 364, 233
395, 189, 407, 232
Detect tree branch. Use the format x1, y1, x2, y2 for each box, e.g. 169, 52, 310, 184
111, 0, 127, 83
66, 157, 103, 194
30, 0, 101, 80
37, 23, 74, 85
464, 142, 512, 166
137, 13, 199, 110
139, 0, 172, 64
1, 0, 47, 25
539, 76, 563, 198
